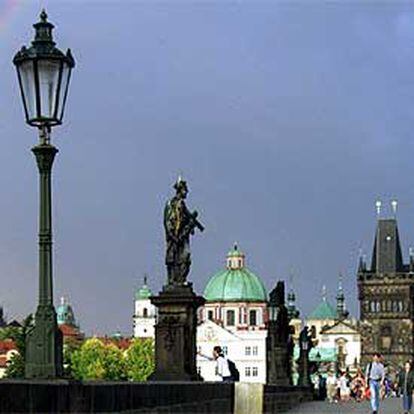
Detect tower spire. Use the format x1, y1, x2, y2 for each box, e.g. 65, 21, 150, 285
375, 200, 382, 218
391, 199, 398, 217
336, 273, 347, 319
322, 285, 327, 302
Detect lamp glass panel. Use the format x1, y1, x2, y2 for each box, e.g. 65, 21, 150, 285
37, 59, 60, 119
18, 60, 37, 121
58, 62, 71, 121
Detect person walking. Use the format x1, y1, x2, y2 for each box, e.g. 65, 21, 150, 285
326, 371, 337, 403
398, 360, 414, 414
213, 346, 232, 382
365, 353, 385, 414
338, 371, 350, 402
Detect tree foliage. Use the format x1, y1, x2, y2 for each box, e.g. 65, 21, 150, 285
70, 337, 154, 381
4, 314, 33, 379
124, 338, 154, 381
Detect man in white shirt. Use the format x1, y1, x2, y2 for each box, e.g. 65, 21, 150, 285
365, 353, 385, 414
213, 346, 232, 382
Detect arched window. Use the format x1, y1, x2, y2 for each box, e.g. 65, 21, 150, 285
226, 310, 235, 326
249, 310, 257, 326
207, 310, 214, 321
143, 308, 148, 318
370, 301, 376, 313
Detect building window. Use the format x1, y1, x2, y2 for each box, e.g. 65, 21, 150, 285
226, 310, 235, 326
143, 308, 148, 317
399, 301, 404, 312
245, 346, 251, 356
222, 346, 228, 355
370, 301, 375, 313
208, 310, 214, 321
249, 310, 257, 326
252, 367, 258, 377
253, 346, 258, 356
245, 367, 251, 377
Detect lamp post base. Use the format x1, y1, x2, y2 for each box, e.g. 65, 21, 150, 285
25, 305, 63, 379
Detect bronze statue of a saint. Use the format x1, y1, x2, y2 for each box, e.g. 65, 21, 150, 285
164, 177, 204, 286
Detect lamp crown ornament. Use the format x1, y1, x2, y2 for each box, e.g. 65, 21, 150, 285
33, 9, 55, 46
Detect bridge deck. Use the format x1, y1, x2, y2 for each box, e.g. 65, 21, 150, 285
286, 397, 401, 413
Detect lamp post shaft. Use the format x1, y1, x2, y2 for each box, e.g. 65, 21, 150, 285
34, 135, 57, 306
25, 131, 63, 379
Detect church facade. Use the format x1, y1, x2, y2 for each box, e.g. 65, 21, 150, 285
358, 214, 414, 369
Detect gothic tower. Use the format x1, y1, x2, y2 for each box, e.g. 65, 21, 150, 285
358, 209, 414, 369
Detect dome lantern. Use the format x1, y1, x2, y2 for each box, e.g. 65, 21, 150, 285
226, 243, 245, 270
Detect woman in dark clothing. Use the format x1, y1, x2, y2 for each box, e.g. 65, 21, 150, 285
398, 361, 414, 414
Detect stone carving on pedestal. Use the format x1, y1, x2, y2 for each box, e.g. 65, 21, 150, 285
149, 177, 205, 381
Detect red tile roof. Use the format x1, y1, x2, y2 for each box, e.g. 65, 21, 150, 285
0, 340, 17, 354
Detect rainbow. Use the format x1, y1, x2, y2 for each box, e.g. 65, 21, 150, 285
0, 0, 23, 31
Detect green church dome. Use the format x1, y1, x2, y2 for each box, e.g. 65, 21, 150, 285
56, 297, 76, 326
203, 244, 267, 302
308, 287, 337, 320
135, 275, 153, 300
308, 301, 336, 319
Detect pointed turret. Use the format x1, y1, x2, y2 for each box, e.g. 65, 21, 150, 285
370, 218, 404, 274
287, 288, 300, 319
336, 274, 349, 319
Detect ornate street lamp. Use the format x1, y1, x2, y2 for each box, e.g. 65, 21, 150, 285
13, 10, 75, 378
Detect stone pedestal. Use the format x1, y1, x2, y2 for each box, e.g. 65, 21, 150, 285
268, 346, 290, 386
297, 350, 311, 387
266, 320, 290, 386
149, 284, 205, 381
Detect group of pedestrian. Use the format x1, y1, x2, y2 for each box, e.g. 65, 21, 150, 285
324, 370, 353, 403
212, 346, 414, 414
319, 352, 414, 414
366, 353, 414, 414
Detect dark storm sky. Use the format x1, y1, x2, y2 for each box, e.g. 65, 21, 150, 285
1, 0, 414, 335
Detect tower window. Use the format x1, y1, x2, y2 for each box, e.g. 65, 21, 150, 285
208, 310, 214, 321
143, 308, 148, 317
249, 310, 257, 326
226, 310, 235, 326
